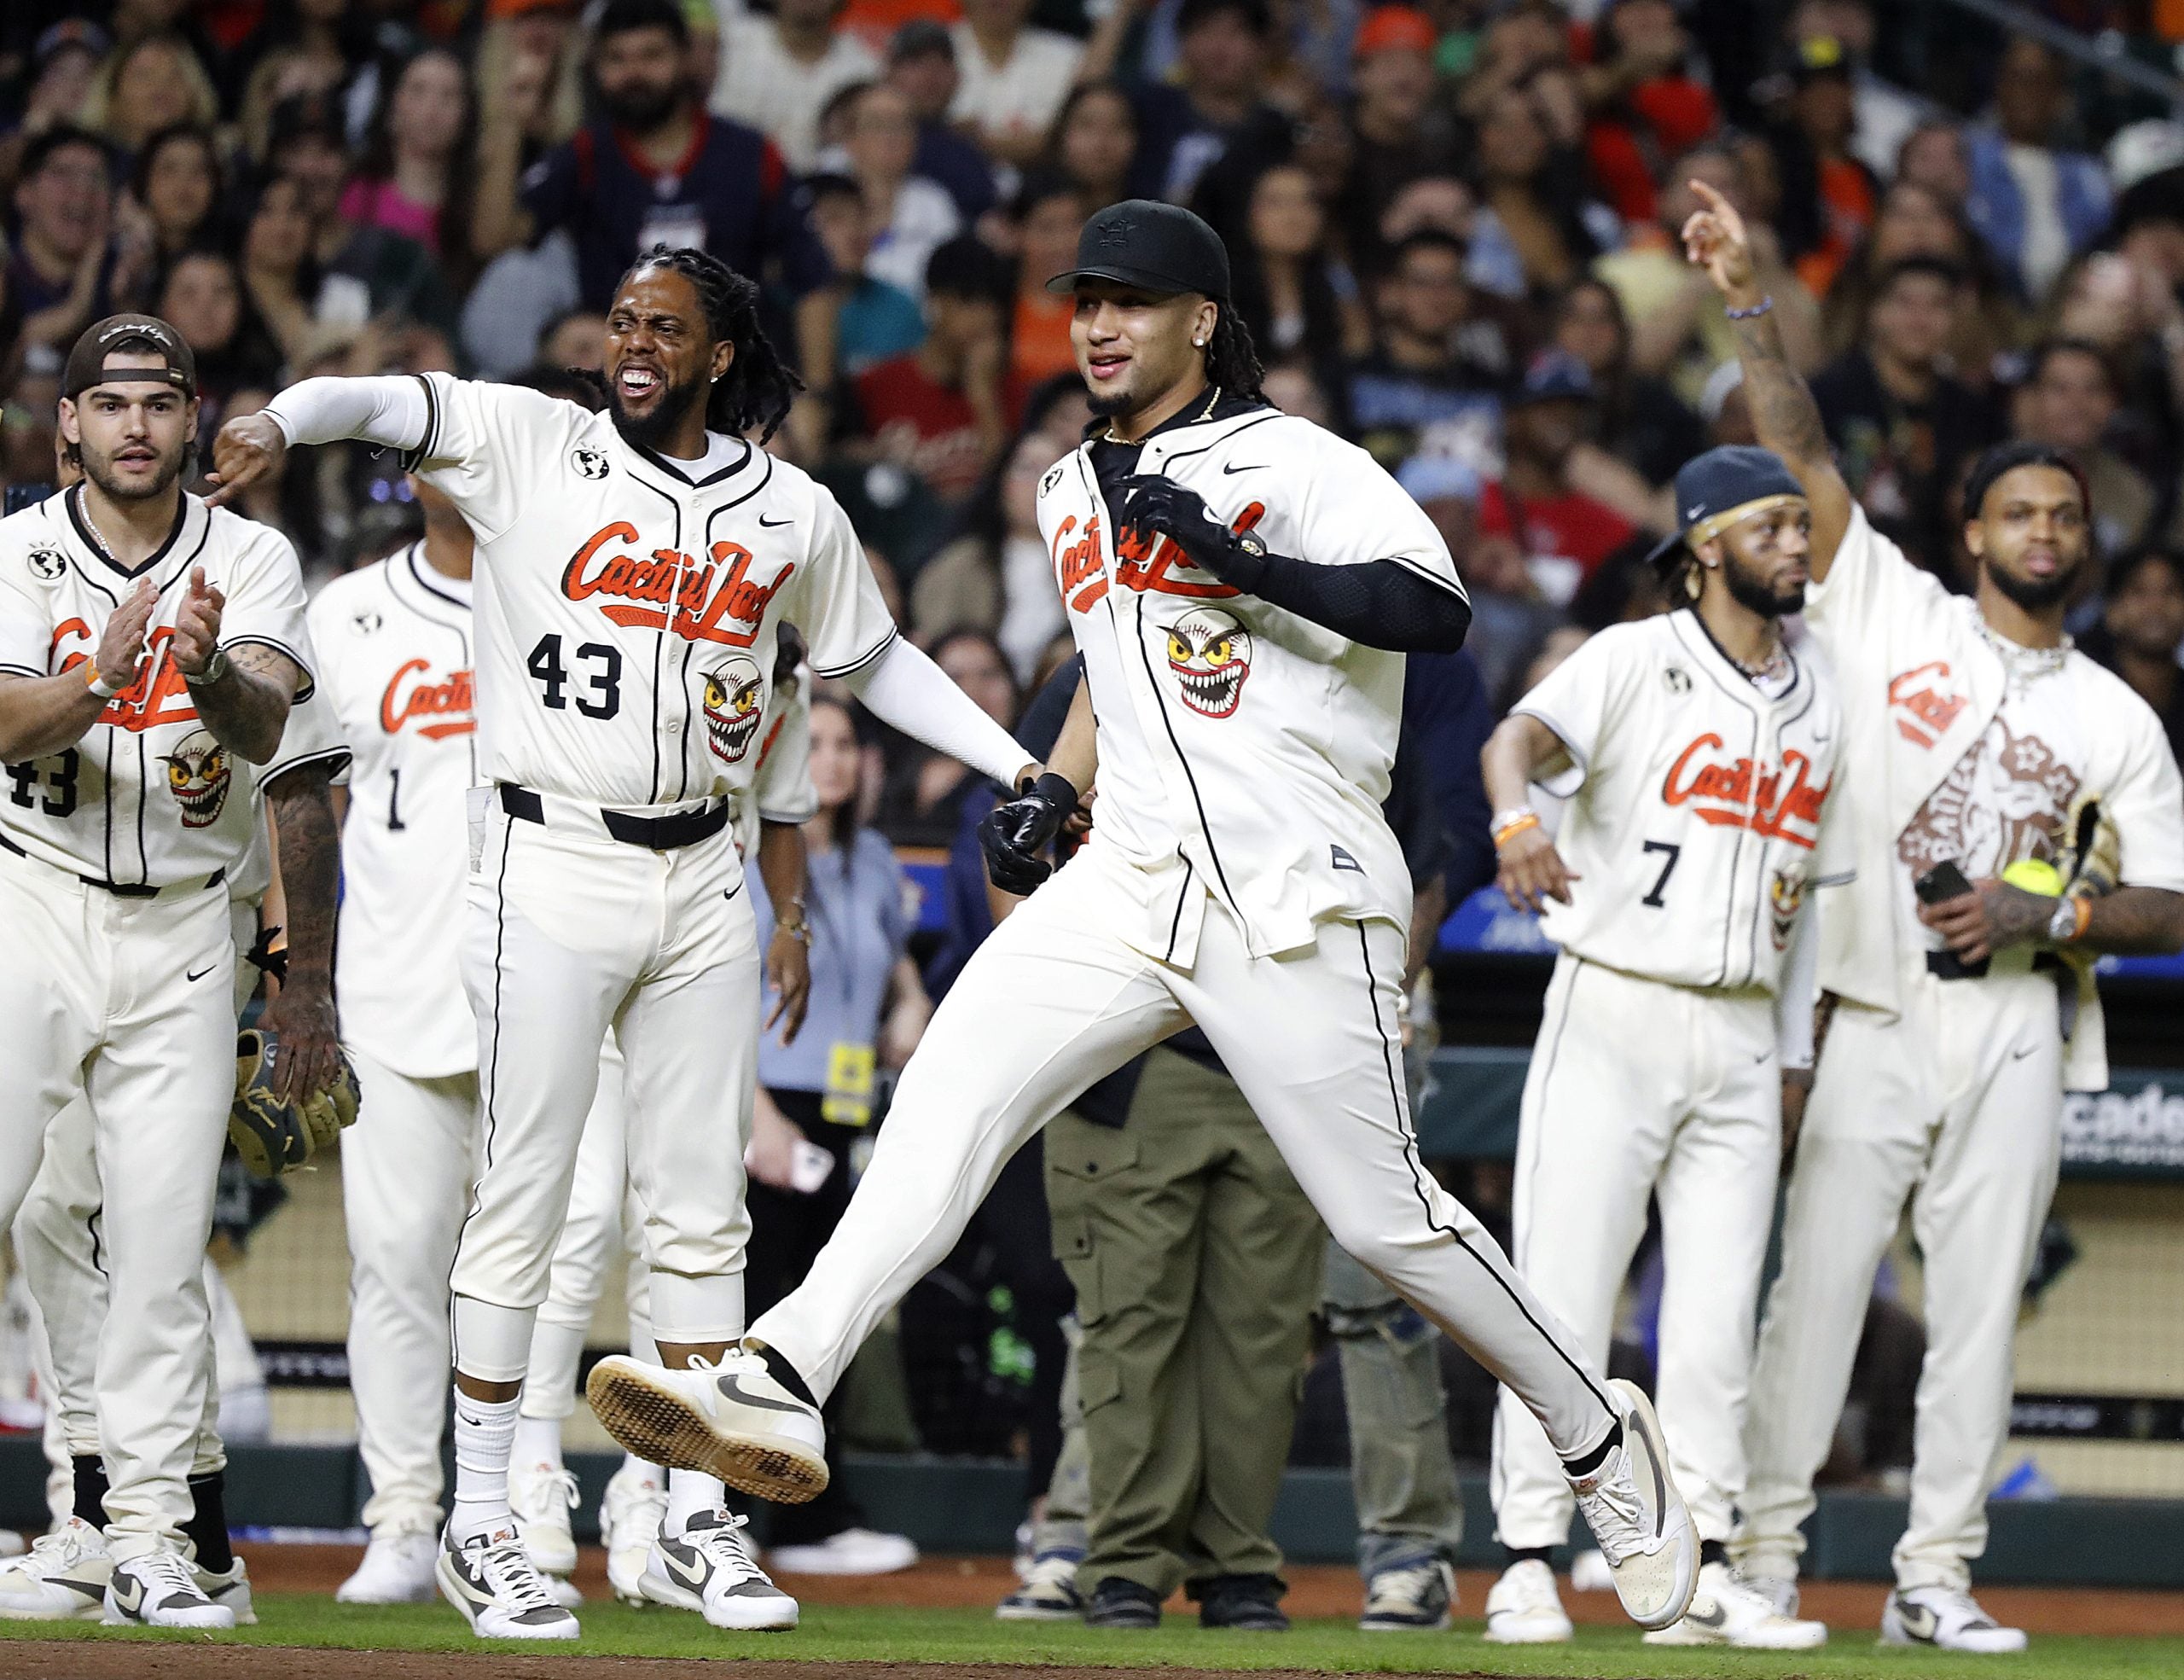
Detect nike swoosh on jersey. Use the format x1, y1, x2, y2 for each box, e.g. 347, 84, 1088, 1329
758, 515, 793, 527
1220, 463, 1265, 474
185, 963, 218, 982
716, 1375, 810, 1415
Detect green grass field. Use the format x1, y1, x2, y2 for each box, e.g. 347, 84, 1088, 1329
3, 1602, 2182, 1677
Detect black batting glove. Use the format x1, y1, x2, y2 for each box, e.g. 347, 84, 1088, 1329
979, 772, 1079, 896
1116, 474, 1269, 590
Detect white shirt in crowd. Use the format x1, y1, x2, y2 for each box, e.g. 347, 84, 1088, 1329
709, 15, 880, 173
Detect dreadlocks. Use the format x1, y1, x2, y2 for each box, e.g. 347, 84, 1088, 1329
598, 244, 804, 444
1205, 301, 1264, 403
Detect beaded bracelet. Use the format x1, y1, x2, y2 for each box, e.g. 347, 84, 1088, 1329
1727, 295, 1774, 321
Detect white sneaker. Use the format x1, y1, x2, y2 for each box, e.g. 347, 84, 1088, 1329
0, 1532, 25, 1557
770, 1526, 918, 1576
587, 1349, 826, 1504
1743, 1570, 1801, 1619
639, 1509, 799, 1631
1569, 1549, 1614, 1592
1882, 1584, 2028, 1654
436, 1523, 580, 1640
601, 1461, 667, 1607
104, 1548, 235, 1629
1483, 1559, 1573, 1643
1644, 1561, 1827, 1648
0, 1518, 111, 1620
996, 1548, 1084, 1621
509, 1460, 581, 1578
1359, 1557, 1455, 1631
194, 1556, 257, 1626
1570, 1379, 1699, 1631
338, 1526, 439, 1604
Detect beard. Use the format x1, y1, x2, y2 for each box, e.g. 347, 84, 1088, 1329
81, 440, 186, 503
1723, 552, 1806, 619
607, 369, 710, 450
600, 80, 680, 132
1984, 554, 2080, 611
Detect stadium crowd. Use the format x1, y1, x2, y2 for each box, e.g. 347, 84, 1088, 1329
4, 0, 2184, 1642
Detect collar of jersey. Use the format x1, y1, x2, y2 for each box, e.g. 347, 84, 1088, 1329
64, 482, 197, 582
1671, 604, 1802, 707
619, 428, 758, 492
1080, 387, 1273, 447
398, 542, 473, 615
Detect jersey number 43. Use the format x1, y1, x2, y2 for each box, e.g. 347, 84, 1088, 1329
528, 634, 623, 720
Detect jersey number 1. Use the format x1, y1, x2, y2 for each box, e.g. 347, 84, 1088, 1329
527, 634, 623, 719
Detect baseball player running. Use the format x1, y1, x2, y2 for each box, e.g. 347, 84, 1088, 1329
1689, 182, 2184, 1651
1, 689, 346, 1628
1478, 445, 1838, 1650
0, 315, 321, 1627
581, 201, 1702, 1638
212, 246, 1033, 1640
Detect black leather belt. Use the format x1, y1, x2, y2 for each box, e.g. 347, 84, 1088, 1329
0, 830, 224, 897
1926, 949, 2064, 980
499, 783, 729, 850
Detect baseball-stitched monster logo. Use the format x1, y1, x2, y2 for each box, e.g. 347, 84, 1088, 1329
1165, 607, 1252, 718
700, 655, 765, 763
1769, 869, 1806, 951
162, 729, 231, 828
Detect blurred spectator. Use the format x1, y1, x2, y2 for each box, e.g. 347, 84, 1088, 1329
1812, 255, 2000, 571
886, 21, 1000, 224
1765, 35, 1875, 300
0, 22, 110, 187
1785, 0, 1930, 181
536, 308, 609, 374
850, 235, 1011, 505
473, 0, 589, 160
342, 48, 481, 289
875, 626, 1019, 845
1046, 80, 1139, 215
4, 126, 125, 358
84, 31, 221, 163
746, 691, 926, 1577
1478, 351, 1636, 603
1131, 0, 1288, 206
1471, 80, 1615, 299
242, 175, 356, 369
950, 0, 1084, 168
270, 92, 459, 339
712, 0, 881, 173
1228, 162, 1368, 369
2081, 550, 2184, 764
1398, 454, 1557, 702
1340, 8, 1463, 266
839, 81, 964, 301
1000, 173, 1088, 395
155, 247, 284, 432
228, 0, 374, 117
1345, 230, 1509, 480
1897, 121, 1972, 207
1580, 0, 1716, 229
1550, 276, 1700, 489
912, 429, 1065, 677
1819, 179, 2014, 379
1963, 36, 2111, 304
806, 172, 928, 377
477, 0, 831, 362
2013, 339, 2156, 560
125, 124, 226, 276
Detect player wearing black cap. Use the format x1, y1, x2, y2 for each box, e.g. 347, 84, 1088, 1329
583, 200, 1705, 1643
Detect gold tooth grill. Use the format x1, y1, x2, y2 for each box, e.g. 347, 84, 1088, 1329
584, 1367, 829, 1505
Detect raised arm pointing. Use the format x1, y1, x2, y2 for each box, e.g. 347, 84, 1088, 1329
1682, 180, 1854, 581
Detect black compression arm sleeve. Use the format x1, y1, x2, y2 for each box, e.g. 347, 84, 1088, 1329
1222, 550, 1472, 653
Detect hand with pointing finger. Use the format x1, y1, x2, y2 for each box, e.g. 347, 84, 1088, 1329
206, 413, 290, 509
1681, 177, 1760, 305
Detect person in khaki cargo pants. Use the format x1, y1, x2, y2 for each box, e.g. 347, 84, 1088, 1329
1044, 1036, 1324, 1631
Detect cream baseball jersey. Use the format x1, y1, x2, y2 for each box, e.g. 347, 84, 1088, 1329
0, 486, 316, 888
400, 373, 894, 811
1036, 402, 1463, 960
1514, 610, 1841, 991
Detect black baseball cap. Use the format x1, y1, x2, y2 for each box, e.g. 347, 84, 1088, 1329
1047, 199, 1231, 299
1646, 445, 1804, 567
64, 314, 198, 402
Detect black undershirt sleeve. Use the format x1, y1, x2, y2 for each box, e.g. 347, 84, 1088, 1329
1223, 549, 1472, 653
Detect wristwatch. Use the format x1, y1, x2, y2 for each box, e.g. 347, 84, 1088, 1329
183, 647, 230, 689
2047, 894, 2080, 944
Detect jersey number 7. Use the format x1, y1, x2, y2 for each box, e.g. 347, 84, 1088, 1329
1641, 840, 1681, 908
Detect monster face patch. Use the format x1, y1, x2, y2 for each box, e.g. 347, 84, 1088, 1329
701, 656, 764, 763
1165, 607, 1252, 719
163, 730, 231, 828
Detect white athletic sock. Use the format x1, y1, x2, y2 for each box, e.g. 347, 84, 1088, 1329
449, 1392, 521, 1540
512, 1412, 563, 1474
624, 1451, 661, 1484
665, 1468, 724, 1529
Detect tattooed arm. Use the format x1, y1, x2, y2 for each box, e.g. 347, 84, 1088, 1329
168, 567, 300, 764
1681, 180, 1855, 581
263, 759, 343, 1101
1920, 881, 2184, 966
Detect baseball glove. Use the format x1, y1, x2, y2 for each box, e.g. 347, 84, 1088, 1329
2059, 793, 2122, 903
230, 1028, 360, 1179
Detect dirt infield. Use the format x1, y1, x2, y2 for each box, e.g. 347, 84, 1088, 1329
237, 1545, 2184, 1636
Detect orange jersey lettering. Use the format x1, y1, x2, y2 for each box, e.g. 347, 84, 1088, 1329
562, 525, 796, 648
1887, 661, 1968, 748
379, 659, 476, 740
1663, 734, 1828, 849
